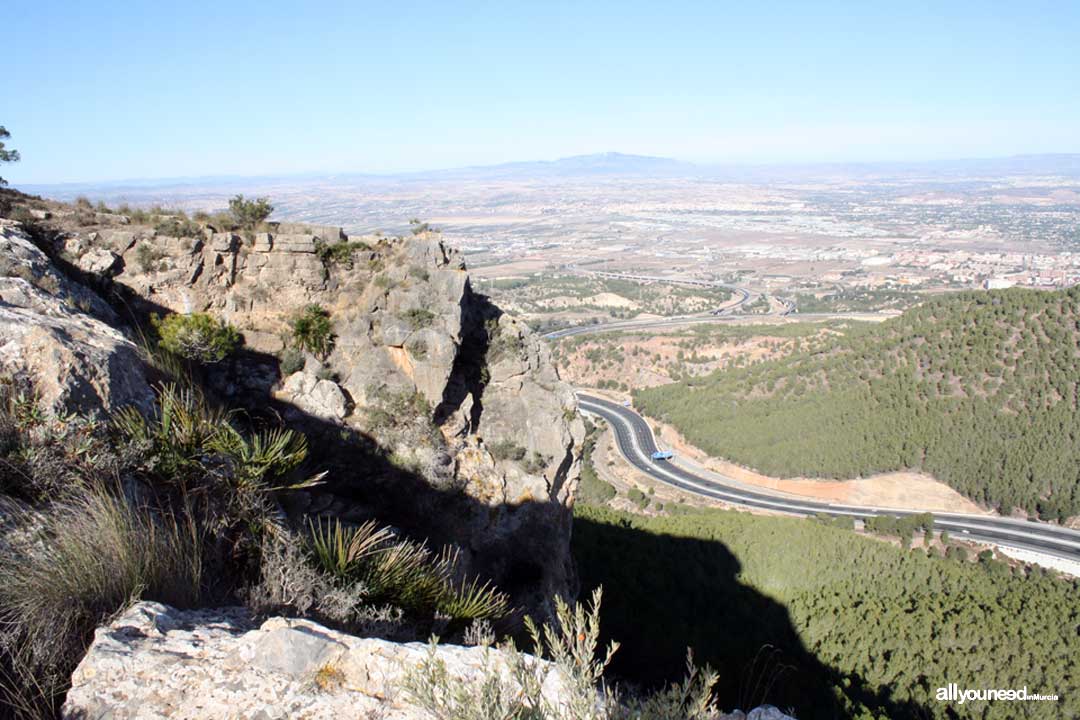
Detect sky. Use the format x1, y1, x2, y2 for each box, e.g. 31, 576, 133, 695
6, 0, 1080, 184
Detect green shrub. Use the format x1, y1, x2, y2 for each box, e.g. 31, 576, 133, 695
134, 243, 166, 272
290, 304, 335, 359
154, 215, 202, 239
314, 239, 372, 269
153, 312, 241, 364
308, 519, 509, 626
278, 347, 305, 375
364, 386, 433, 435
227, 194, 273, 229
113, 384, 311, 538
488, 439, 527, 462
579, 472, 616, 506
402, 307, 436, 330
627, 487, 648, 510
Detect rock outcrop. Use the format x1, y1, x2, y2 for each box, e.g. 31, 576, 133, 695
63, 602, 569, 720
64, 603, 795, 720
8, 210, 585, 619
0, 220, 154, 418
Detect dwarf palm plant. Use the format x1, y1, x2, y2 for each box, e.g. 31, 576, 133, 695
307, 518, 510, 626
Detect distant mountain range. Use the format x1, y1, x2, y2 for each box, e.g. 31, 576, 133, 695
20, 151, 1080, 197
420, 152, 697, 180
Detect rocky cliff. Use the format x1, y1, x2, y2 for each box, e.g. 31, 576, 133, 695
0, 201, 585, 620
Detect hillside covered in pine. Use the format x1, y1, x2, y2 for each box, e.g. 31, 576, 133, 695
635, 287, 1080, 520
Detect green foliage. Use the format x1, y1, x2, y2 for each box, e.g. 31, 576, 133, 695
364, 385, 433, 434
314, 239, 372, 269
134, 242, 166, 272
409, 218, 433, 235
0, 126, 19, 187
290, 304, 335, 359
636, 287, 1080, 519
112, 384, 311, 537
864, 512, 933, 544
278, 347, 305, 375
153, 312, 241, 364
574, 503, 1080, 719
578, 431, 617, 505
488, 439, 527, 462
154, 214, 202, 239
627, 487, 648, 510
487, 273, 734, 321
486, 318, 526, 363
227, 194, 273, 229
402, 307, 436, 330
308, 519, 509, 625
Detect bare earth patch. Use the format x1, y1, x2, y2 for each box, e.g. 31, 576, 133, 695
653, 416, 990, 514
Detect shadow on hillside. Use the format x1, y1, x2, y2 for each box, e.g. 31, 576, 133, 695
100, 280, 571, 629
573, 515, 936, 720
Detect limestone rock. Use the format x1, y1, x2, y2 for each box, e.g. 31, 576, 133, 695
279, 371, 348, 421
63, 602, 568, 720
59, 223, 585, 619
274, 233, 318, 253
76, 247, 123, 277
0, 222, 153, 418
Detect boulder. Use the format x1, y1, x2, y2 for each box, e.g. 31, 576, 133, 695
75, 247, 122, 277
274, 233, 318, 253
210, 232, 239, 253
253, 232, 273, 252
279, 371, 348, 421
63, 602, 568, 720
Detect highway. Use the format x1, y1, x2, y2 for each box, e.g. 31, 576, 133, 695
578, 393, 1080, 564
544, 309, 889, 340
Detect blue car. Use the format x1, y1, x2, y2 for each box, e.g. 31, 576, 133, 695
651, 450, 674, 461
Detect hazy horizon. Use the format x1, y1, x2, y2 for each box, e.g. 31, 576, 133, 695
17, 150, 1080, 192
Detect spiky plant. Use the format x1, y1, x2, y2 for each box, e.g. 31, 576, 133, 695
306, 518, 509, 626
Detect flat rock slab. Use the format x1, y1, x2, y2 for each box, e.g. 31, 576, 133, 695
63, 602, 568, 720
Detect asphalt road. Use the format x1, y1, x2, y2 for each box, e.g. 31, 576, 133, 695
544, 308, 888, 340
578, 393, 1080, 564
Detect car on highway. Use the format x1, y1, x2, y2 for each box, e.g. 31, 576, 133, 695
651, 450, 674, 461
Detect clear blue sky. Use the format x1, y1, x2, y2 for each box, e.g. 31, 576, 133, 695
7, 0, 1080, 184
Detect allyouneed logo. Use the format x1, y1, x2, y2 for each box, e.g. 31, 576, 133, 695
936, 684, 1059, 705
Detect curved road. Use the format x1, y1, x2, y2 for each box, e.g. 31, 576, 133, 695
545, 309, 888, 340
578, 393, 1080, 564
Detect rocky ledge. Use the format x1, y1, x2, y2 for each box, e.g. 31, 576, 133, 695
64, 603, 795, 720
63, 602, 567, 720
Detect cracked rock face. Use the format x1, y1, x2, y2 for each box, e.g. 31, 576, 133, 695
55, 222, 586, 618
63, 603, 796, 720
0, 221, 153, 418
63, 602, 569, 720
